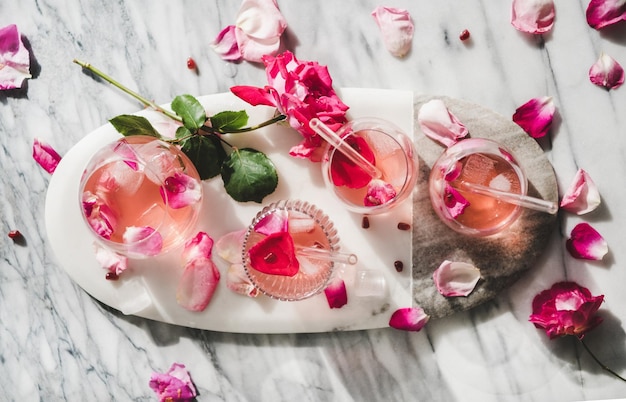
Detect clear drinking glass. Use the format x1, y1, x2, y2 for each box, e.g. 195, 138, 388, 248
429, 138, 528, 236
79, 135, 202, 258
320, 118, 418, 215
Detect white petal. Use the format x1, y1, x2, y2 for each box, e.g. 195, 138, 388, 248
433, 260, 481, 297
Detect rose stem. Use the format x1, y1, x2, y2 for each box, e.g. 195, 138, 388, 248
579, 338, 626, 382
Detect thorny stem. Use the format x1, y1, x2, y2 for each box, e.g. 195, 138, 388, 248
579, 338, 626, 382
73, 59, 181, 122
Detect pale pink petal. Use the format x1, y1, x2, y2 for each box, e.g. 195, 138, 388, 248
149, 363, 197, 402
433, 260, 481, 297
82, 191, 117, 239
512, 96, 555, 139
324, 277, 348, 309
364, 179, 397, 206
215, 229, 246, 264
418, 99, 468, 147
182, 231, 214, 262
389, 306, 430, 331
113, 139, 140, 171
0, 24, 31, 90
586, 0, 626, 29
589, 52, 625, 90
94, 243, 128, 276
254, 209, 288, 235
511, 0, 555, 34
566, 223, 608, 260
32, 138, 62, 174
211, 25, 242, 61
123, 226, 163, 256
234, 0, 287, 63
159, 172, 202, 209
176, 257, 220, 311
371, 6, 414, 57
560, 169, 601, 215
235, 30, 282, 64
226, 263, 259, 297
444, 184, 470, 218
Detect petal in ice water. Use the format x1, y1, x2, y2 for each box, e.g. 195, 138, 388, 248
444, 184, 470, 218
82, 191, 117, 239
254, 209, 288, 235
160, 172, 202, 209
123, 226, 163, 256
364, 179, 397, 206
138, 141, 185, 184
99, 160, 145, 195
113, 139, 140, 171
389, 306, 430, 331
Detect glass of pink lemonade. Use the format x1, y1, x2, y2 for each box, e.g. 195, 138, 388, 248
79, 135, 203, 258
242, 200, 356, 301
320, 118, 418, 214
429, 138, 528, 236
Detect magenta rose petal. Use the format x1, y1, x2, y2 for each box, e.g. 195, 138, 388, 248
433, 260, 481, 297
0, 24, 31, 90
160, 172, 202, 209
371, 6, 414, 57
123, 226, 163, 257
560, 169, 601, 215
149, 362, 197, 402
324, 277, 348, 309
32, 138, 62, 174
444, 183, 470, 218
389, 306, 430, 332
211, 25, 242, 61
254, 208, 288, 235
364, 179, 397, 206
566, 223, 608, 261
512, 96, 555, 138
82, 191, 117, 239
586, 0, 626, 29
589, 52, 625, 90
511, 0, 555, 34
417, 99, 468, 147
112, 139, 140, 171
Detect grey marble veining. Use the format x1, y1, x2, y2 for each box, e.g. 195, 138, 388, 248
2, 0, 626, 401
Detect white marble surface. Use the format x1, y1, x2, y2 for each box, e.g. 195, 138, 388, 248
1, 0, 626, 400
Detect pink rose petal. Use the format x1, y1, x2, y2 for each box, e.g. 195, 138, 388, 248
234, 0, 287, 63
182, 231, 214, 262
159, 172, 202, 209
0, 24, 31, 90
176, 257, 221, 311
364, 179, 397, 206
371, 6, 414, 57
82, 191, 117, 239
226, 263, 259, 297
215, 229, 246, 264
511, 0, 555, 34
512, 96, 555, 139
254, 209, 288, 235
113, 139, 140, 171
123, 226, 163, 257
418, 99, 468, 147
211, 25, 242, 61
444, 183, 470, 218
433, 260, 481, 297
389, 306, 430, 332
589, 52, 624, 90
32, 138, 62, 174
566, 223, 608, 261
560, 169, 601, 215
324, 277, 348, 309
586, 0, 626, 30
94, 243, 128, 277
149, 362, 197, 402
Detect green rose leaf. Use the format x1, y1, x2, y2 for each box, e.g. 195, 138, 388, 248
171, 94, 207, 132
180, 135, 227, 180
109, 115, 161, 138
210, 110, 249, 132
221, 148, 278, 203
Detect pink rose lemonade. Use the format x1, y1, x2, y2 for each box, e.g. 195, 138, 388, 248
80, 135, 202, 257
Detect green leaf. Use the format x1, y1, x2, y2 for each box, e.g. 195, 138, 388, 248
171, 94, 207, 132
180, 135, 227, 180
109, 115, 161, 138
175, 126, 192, 139
210, 110, 249, 132
221, 148, 278, 203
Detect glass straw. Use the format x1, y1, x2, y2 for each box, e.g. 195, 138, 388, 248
457, 181, 558, 214
297, 246, 358, 265
309, 118, 382, 179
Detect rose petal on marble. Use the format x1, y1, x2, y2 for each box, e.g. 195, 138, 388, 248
32, 138, 62, 174
586, 0, 626, 30
149, 362, 197, 402
182, 231, 214, 262
113, 139, 140, 171
226, 263, 259, 297
433, 260, 481, 297
444, 183, 470, 218
211, 25, 242, 61
560, 169, 601, 215
566, 223, 608, 261
0, 24, 31, 90
512, 96, 555, 139
159, 172, 202, 209
389, 306, 430, 332
511, 0, 555, 34
589, 52, 625, 90
364, 179, 397, 206
371, 6, 414, 57
177, 257, 221, 311
234, 0, 287, 63
215, 229, 246, 264
417, 99, 468, 147
123, 226, 163, 257
254, 208, 288, 235
94, 243, 128, 277
248, 231, 299, 276
324, 276, 348, 309
82, 191, 117, 239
